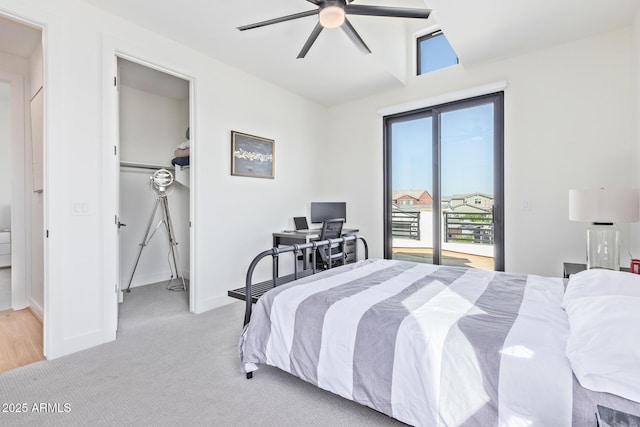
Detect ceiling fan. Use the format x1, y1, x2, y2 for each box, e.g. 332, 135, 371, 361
238, 0, 431, 59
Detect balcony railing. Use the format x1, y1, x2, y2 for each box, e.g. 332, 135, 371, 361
392, 211, 420, 240
444, 212, 493, 245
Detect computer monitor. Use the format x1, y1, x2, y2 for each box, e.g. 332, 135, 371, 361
310, 202, 346, 224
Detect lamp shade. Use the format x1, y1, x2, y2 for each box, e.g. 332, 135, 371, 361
319, 6, 345, 28
151, 168, 174, 192
569, 188, 639, 224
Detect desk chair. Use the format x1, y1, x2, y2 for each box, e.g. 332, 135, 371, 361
316, 219, 345, 270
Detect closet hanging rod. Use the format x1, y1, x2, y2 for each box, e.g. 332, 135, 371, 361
120, 161, 175, 171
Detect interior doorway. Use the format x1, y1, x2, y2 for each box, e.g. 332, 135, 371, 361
0, 13, 45, 371
115, 57, 192, 333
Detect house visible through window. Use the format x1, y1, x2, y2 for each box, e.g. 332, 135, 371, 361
417, 30, 458, 75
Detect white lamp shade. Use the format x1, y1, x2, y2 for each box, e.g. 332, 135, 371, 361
569, 188, 639, 223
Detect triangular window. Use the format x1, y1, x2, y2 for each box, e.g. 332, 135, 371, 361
417, 30, 458, 75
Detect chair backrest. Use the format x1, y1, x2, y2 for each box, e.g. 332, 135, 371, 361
319, 218, 344, 240
317, 219, 345, 268
293, 216, 309, 231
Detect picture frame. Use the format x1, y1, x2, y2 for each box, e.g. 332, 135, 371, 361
231, 131, 275, 179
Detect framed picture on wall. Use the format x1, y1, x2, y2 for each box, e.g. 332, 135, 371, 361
231, 131, 274, 179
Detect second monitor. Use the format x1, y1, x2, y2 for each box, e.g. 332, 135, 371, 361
310, 202, 346, 224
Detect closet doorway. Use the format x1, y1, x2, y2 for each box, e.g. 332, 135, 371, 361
115, 57, 193, 332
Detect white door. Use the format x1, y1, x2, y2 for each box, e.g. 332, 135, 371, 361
114, 56, 122, 325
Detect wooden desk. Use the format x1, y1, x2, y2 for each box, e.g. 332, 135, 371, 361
273, 228, 359, 272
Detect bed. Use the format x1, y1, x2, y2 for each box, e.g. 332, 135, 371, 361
238, 241, 640, 426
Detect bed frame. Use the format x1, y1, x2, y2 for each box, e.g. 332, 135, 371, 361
228, 235, 369, 326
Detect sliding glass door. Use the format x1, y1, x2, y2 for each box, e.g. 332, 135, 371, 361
384, 93, 504, 271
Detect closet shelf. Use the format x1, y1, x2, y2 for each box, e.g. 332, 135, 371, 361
120, 161, 189, 188
120, 161, 174, 171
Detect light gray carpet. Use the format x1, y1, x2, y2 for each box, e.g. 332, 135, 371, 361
0, 267, 10, 311
0, 282, 405, 426
117, 279, 190, 335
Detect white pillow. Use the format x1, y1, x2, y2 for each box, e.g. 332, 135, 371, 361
563, 269, 640, 307
565, 295, 640, 403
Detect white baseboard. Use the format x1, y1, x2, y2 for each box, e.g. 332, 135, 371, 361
47, 329, 113, 360
122, 271, 177, 289
194, 294, 238, 314
29, 297, 43, 322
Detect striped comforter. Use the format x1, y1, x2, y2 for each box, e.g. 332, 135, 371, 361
239, 259, 614, 426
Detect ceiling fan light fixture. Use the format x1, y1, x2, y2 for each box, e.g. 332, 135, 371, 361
319, 6, 345, 28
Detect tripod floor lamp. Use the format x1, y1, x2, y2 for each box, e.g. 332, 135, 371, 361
126, 168, 187, 293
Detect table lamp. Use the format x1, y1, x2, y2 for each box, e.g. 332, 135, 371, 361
569, 188, 639, 270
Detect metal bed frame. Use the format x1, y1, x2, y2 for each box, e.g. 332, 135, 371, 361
228, 235, 369, 327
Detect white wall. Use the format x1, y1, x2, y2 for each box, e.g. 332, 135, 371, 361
0, 82, 9, 228
325, 27, 636, 278
0, 51, 27, 231
119, 84, 188, 165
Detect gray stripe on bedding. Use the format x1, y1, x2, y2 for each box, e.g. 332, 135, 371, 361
352, 266, 468, 414
571, 374, 593, 427
262, 260, 378, 323
243, 260, 379, 364
288, 262, 418, 383
453, 273, 527, 427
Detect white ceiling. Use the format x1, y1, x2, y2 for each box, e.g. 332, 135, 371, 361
20, 0, 640, 106
118, 58, 189, 100
428, 0, 640, 66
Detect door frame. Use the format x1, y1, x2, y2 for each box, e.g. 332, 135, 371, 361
383, 92, 505, 271
101, 39, 196, 337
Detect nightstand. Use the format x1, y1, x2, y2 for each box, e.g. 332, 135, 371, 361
563, 262, 630, 279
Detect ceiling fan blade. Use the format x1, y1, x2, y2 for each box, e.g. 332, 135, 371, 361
238, 10, 318, 31
306, 0, 321, 4
344, 5, 431, 19
297, 22, 324, 59
341, 18, 371, 54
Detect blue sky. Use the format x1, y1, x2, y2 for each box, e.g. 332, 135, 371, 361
391, 103, 494, 197
419, 32, 458, 74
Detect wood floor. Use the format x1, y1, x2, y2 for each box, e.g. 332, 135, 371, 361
0, 309, 44, 374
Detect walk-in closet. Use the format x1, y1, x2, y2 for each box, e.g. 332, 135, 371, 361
117, 58, 191, 328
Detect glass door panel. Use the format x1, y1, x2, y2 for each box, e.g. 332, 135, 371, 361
440, 103, 495, 270
384, 92, 503, 270
390, 116, 434, 263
